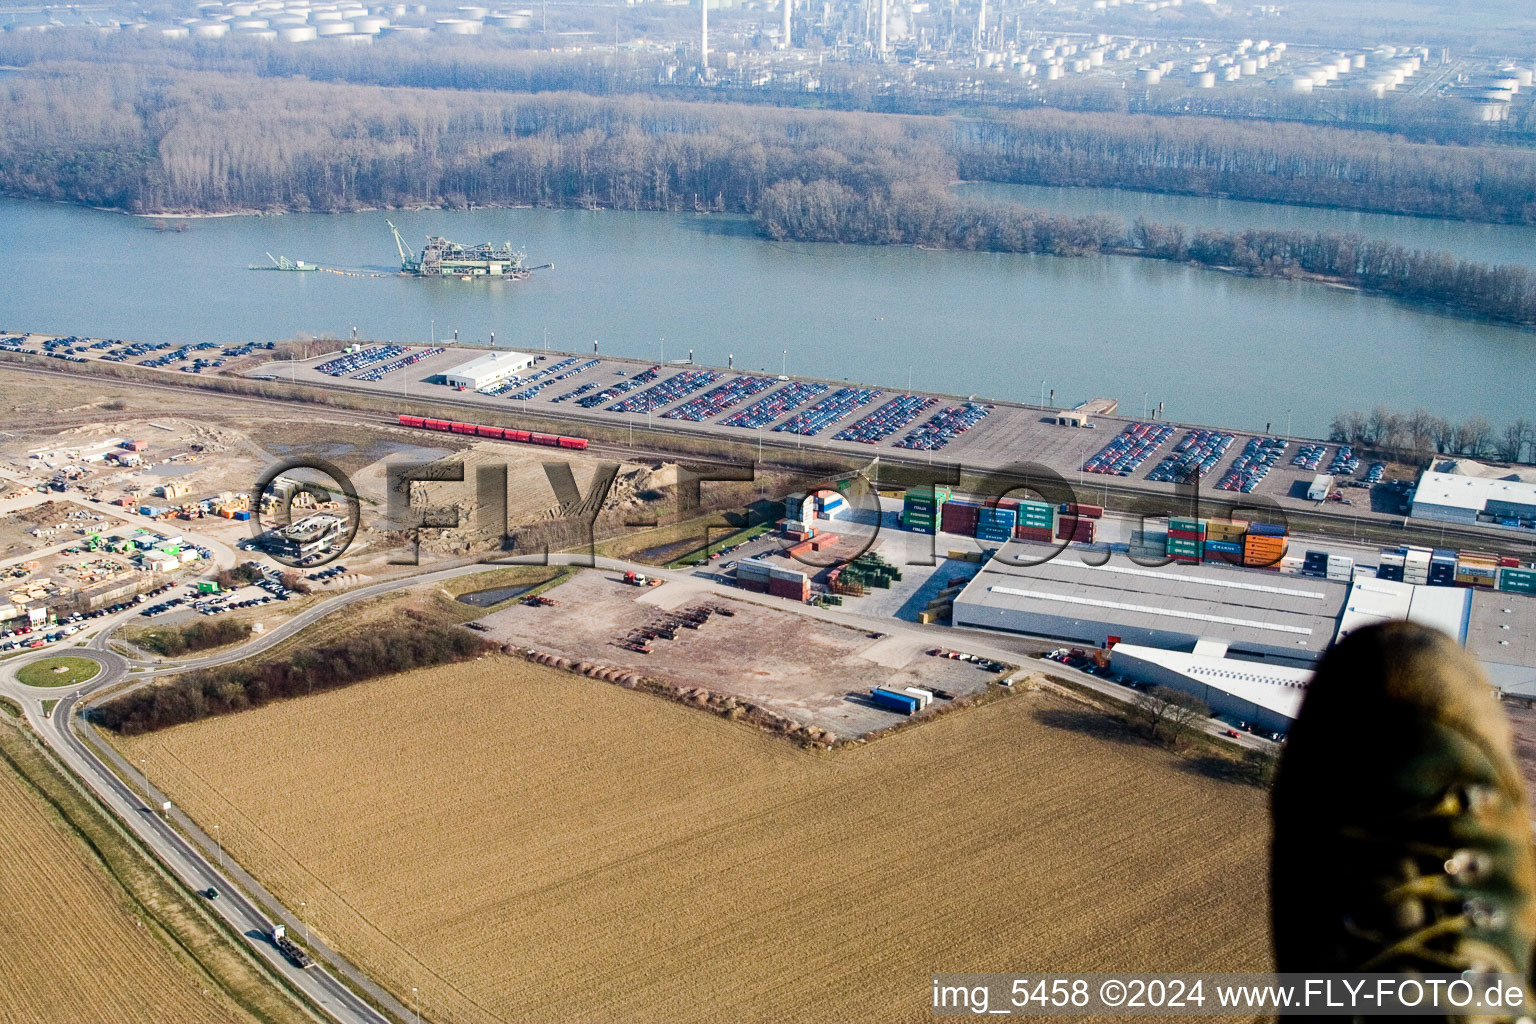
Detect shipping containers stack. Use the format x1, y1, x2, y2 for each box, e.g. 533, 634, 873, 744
1057, 517, 1097, 544
1166, 516, 1206, 562
869, 687, 921, 715
1242, 523, 1287, 567
1301, 550, 1329, 577
941, 499, 980, 536
1429, 550, 1458, 587
1498, 566, 1536, 594
817, 493, 848, 520
1013, 499, 1056, 542
976, 503, 1017, 544
785, 493, 816, 525
902, 485, 951, 533
1326, 554, 1355, 582
1377, 549, 1406, 581
1402, 546, 1432, 585
1455, 552, 1499, 588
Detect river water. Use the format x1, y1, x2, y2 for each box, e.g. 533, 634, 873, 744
2, 195, 1531, 437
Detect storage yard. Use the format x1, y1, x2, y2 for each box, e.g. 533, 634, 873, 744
116, 657, 1272, 1024
475, 570, 999, 736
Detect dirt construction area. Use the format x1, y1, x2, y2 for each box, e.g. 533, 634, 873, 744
478, 570, 1003, 737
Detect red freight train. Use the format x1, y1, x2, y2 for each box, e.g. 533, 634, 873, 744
397, 415, 588, 450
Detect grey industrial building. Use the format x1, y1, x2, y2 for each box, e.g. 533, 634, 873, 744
952, 544, 1349, 668
1411, 470, 1536, 529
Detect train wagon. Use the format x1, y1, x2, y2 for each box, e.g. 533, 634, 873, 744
396, 415, 587, 452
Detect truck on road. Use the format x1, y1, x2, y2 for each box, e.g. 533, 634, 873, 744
272, 924, 315, 969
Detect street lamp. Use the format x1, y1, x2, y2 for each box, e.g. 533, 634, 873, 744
300, 902, 308, 943
1040, 380, 1046, 409
214, 824, 222, 869
782, 349, 787, 377
412, 987, 420, 1024
1143, 392, 1149, 420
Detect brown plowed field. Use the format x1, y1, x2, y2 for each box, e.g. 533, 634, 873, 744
119, 658, 1271, 1024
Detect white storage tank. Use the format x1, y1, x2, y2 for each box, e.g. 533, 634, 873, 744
192, 21, 230, 37
234, 18, 269, 28
1240, 58, 1257, 75
279, 23, 317, 39
160, 25, 191, 37
315, 20, 352, 34
242, 28, 278, 39
1191, 71, 1215, 88
457, 5, 488, 17
1135, 67, 1162, 84
336, 31, 371, 43
435, 17, 480, 32
230, 2, 257, 13
1287, 74, 1314, 92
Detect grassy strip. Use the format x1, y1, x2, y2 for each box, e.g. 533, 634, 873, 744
41, 698, 59, 716
0, 695, 21, 718
17, 656, 102, 688
0, 720, 316, 1024
132, 619, 253, 658
664, 522, 773, 568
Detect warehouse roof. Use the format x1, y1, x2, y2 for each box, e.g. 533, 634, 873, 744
956, 545, 1348, 655
442, 350, 533, 381
1110, 643, 1310, 722
1413, 470, 1536, 512
1336, 577, 1472, 644
1466, 590, 1536, 694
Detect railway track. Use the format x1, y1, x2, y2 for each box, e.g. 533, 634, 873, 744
4, 355, 1532, 559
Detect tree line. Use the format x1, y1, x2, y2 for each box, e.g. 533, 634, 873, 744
757, 184, 1536, 327
1329, 407, 1535, 465
5, 60, 1536, 225
136, 619, 251, 657
94, 612, 491, 734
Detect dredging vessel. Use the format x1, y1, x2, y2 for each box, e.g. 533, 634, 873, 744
388, 221, 552, 279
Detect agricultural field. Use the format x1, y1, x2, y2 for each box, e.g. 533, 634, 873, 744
119, 658, 1271, 1024
0, 729, 258, 1024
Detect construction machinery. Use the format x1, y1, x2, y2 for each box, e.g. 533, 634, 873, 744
249, 253, 317, 271
387, 221, 551, 279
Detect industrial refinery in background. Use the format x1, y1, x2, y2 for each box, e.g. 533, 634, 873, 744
6, 0, 1535, 125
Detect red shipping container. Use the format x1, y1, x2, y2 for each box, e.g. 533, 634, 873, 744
768, 576, 810, 601
1013, 525, 1054, 542
739, 577, 769, 593
1062, 503, 1104, 519
941, 505, 979, 535
810, 533, 840, 551
1499, 556, 1521, 568
1168, 527, 1205, 540
1057, 521, 1096, 542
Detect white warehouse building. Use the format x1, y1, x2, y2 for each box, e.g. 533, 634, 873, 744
441, 350, 536, 390
1411, 469, 1536, 529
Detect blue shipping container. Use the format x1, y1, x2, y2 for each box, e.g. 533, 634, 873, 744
869, 688, 920, 715
1248, 522, 1288, 537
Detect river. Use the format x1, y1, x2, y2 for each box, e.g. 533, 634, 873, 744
1, 196, 1530, 438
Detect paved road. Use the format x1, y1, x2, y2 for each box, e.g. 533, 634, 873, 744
0, 651, 400, 1024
